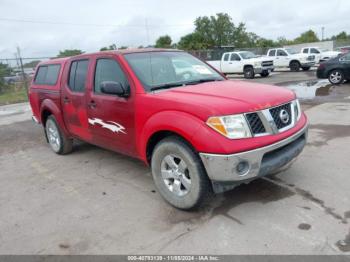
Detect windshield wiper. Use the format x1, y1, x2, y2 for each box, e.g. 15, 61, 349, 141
185, 78, 223, 85
150, 82, 184, 91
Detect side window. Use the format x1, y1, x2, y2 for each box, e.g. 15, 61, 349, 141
223, 53, 230, 61
303, 49, 309, 54
230, 54, 240, 61
94, 58, 129, 94
34, 66, 48, 84
277, 50, 287, 56
311, 48, 320, 54
342, 53, 350, 61
68, 60, 89, 92
34, 65, 61, 85
268, 50, 276, 56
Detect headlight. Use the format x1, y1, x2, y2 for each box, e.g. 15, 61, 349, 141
206, 114, 252, 139
254, 62, 261, 67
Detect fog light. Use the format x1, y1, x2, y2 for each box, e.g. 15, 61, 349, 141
236, 161, 250, 176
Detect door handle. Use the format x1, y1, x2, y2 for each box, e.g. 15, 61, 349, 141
63, 97, 70, 104
88, 100, 97, 109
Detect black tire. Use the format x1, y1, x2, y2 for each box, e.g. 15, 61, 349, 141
302, 67, 310, 71
290, 61, 301, 72
45, 115, 73, 155
328, 69, 344, 85
244, 66, 255, 79
260, 71, 269, 77
151, 136, 212, 210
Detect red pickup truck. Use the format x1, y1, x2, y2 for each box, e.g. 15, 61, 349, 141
29, 49, 308, 209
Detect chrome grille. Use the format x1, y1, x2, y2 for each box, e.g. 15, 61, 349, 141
269, 103, 292, 129
245, 101, 298, 137
262, 61, 273, 67
245, 113, 266, 134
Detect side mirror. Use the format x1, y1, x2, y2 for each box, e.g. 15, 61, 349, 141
100, 81, 129, 97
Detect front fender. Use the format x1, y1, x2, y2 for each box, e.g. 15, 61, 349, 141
40, 99, 70, 137
138, 111, 205, 162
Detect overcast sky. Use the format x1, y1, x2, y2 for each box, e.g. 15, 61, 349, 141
0, 0, 349, 59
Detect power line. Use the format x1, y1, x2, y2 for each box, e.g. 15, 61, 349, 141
0, 17, 192, 28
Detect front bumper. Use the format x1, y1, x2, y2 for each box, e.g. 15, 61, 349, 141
254, 66, 274, 73
200, 124, 308, 192
300, 61, 315, 67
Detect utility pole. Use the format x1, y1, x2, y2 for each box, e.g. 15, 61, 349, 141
16, 46, 28, 97
145, 18, 150, 47
321, 27, 325, 41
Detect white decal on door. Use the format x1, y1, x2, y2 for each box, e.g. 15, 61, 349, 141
88, 118, 126, 134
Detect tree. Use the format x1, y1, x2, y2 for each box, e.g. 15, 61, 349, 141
0, 63, 12, 93
100, 44, 117, 51
155, 35, 172, 48
331, 31, 349, 41
194, 13, 235, 48
177, 32, 207, 50
294, 30, 319, 44
56, 49, 83, 58
23, 60, 40, 68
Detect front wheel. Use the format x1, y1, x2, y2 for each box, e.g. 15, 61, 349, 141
302, 67, 310, 71
260, 71, 269, 77
328, 69, 344, 85
151, 137, 212, 210
45, 115, 73, 155
290, 61, 301, 72
244, 66, 255, 79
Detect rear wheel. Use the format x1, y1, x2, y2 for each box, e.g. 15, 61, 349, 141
290, 61, 301, 72
244, 66, 255, 79
260, 71, 269, 77
302, 67, 310, 71
45, 115, 73, 155
151, 136, 212, 210
328, 69, 344, 85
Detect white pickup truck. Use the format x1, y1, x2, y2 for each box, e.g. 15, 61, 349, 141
301, 47, 341, 63
207, 51, 274, 79
267, 48, 316, 71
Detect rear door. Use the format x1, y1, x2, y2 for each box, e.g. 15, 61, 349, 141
86, 54, 136, 156
340, 53, 350, 78
220, 53, 232, 73
61, 59, 91, 141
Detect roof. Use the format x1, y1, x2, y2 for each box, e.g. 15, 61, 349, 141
38, 48, 182, 66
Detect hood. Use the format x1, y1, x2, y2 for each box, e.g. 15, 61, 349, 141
247, 56, 273, 63
151, 80, 295, 120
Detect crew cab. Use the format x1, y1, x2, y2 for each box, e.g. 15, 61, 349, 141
301, 47, 341, 63
207, 51, 274, 79
267, 48, 316, 71
29, 49, 308, 210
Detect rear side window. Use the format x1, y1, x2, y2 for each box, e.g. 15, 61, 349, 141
34, 64, 61, 85
68, 60, 89, 92
94, 58, 129, 94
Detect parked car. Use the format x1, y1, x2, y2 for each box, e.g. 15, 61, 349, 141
301, 47, 341, 63
3, 73, 23, 84
207, 51, 274, 79
336, 46, 350, 54
267, 48, 315, 71
29, 49, 308, 210
317, 52, 350, 84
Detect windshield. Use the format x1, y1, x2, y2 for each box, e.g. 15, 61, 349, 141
239, 51, 257, 59
124, 51, 224, 91
285, 48, 298, 55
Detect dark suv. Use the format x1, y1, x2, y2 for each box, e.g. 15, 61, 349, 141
317, 52, 350, 84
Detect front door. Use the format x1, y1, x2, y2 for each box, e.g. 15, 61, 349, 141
61, 59, 91, 141
275, 49, 289, 67
86, 55, 135, 156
